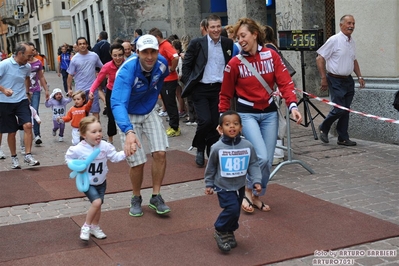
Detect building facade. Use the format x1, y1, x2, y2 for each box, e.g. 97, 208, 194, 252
0, 0, 72, 70
0, 0, 398, 143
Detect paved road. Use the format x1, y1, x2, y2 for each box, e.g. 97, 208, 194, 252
0, 71, 398, 265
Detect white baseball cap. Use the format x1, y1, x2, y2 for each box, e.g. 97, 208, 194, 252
136, 34, 159, 51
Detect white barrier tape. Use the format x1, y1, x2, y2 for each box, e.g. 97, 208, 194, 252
295, 88, 399, 125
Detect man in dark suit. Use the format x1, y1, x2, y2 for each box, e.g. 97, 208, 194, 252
181, 14, 234, 167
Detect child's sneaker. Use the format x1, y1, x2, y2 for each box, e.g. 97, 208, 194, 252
52, 130, 56, 136
129, 195, 143, 217
80, 225, 90, 241
34, 136, 42, 145
149, 194, 171, 215
24, 154, 40, 166
214, 230, 231, 252
11, 156, 21, 169
227, 231, 237, 248
58, 137, 64, 142
20, 147, 26, 155
0, 149, 5, 159
90, 225, 107, 239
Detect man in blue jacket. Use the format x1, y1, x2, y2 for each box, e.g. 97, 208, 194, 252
111, 34, 170, 217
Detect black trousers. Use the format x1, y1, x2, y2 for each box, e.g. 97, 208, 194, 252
320, 75, 354, 141
191, 83, 221, 156
61, 69, 68, 94
105, 88, 117, 137
161, 80, 179, 130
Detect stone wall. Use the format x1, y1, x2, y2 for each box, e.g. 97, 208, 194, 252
227, 0, 267, 26
107, 0, 202, 41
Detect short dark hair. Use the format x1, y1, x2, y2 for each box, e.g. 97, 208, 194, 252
109, 42, 124, 54
27, 41, 35, 48
99, 31, 108, 40
171, 39, 182, 53
76, 37, 88, 45
149, 27, 163, 39
207, 14, 221, 24
113, 37, 124, 45
135, 29, 143, 36
219, 110, 241, 126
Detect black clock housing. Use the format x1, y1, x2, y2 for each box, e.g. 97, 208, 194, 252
278, 29, 324, 51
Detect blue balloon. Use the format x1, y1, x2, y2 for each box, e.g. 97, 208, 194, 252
67, 148, 101, 192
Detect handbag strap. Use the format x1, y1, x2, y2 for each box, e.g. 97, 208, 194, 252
237, 54, 274, 95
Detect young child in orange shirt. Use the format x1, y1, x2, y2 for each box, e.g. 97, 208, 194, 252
61, 90, 93, 145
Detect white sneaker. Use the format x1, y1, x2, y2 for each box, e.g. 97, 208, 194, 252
185, 121, 197, 126
272, 157, 284, 166
0, 149, 5, 159
24, 154, 40, 166
58, 137, 64, 142
20, 147, 26, 155
80, 226, 90, 241
11, 156, 21, 169
90, 226, 107, 239
158, 111, 168, 117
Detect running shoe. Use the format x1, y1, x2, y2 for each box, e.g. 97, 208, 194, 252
149, 194, 171, 215
24, 154, 40, 166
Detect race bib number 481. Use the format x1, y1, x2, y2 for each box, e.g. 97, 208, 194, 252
219, 148, 250, 178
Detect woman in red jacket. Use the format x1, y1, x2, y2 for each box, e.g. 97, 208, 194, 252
219, 18, 303, 213
89, 43, 125, 143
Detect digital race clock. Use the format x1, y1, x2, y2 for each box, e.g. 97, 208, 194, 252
278, 29, 324, 51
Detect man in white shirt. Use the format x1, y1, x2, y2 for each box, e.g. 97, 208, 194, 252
316, 14, 365, 146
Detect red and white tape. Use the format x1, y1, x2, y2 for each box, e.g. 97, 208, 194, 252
294, 88, 399, 125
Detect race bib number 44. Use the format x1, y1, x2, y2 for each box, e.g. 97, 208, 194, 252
219, 148, 250, 178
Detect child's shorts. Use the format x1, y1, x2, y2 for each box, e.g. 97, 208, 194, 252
84, 180, 107, 204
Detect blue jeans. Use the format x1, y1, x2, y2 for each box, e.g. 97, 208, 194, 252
239, 112, 278, 195
84, 180, 107, 204
214, 186, 245, 232
30, 91, 41, 137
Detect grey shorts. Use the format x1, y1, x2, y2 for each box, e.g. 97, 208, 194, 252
119, 107, 168, 167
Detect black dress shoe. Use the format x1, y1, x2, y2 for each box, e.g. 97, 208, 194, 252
318, 125, 329, 143
196, 151, 205, 167
337, 139, 357, 146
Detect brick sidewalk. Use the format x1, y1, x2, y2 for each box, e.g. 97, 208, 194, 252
0, 71, 398, 265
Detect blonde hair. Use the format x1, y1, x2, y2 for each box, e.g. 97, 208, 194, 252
180, 34, 191, 53
225, 25, 234, 33
79, 116, 100, 136
72, 90, 86, 102
233, 18, 265, 46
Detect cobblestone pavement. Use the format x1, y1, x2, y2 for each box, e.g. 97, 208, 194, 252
0, 71, 398, 265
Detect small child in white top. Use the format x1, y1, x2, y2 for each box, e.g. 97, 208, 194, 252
18, 105, 41, 158
45, 88, 72, 142
65, 116, 126, 241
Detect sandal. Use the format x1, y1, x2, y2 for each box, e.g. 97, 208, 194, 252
253, 200, 271, 212
241, 196, 254, 213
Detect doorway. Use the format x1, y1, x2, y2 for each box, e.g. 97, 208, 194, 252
44, 33, 54, 71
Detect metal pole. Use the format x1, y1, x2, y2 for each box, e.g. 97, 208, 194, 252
269, 106, 315, 180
